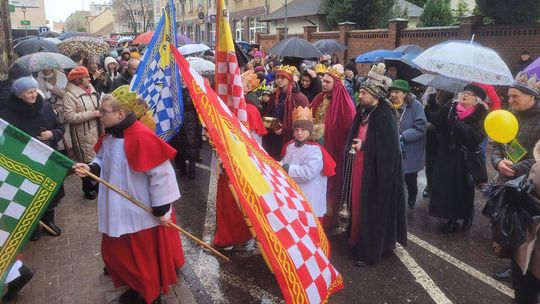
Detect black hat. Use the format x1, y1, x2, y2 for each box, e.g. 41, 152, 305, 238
344, 62, 358, 76
463, 83, 487, 101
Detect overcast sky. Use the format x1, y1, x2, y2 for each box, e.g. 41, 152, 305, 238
44, 0, 90, 23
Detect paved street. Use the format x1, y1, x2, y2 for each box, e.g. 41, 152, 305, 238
9, 143, 514, 304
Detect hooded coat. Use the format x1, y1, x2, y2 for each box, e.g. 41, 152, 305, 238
345, 100, 407, 264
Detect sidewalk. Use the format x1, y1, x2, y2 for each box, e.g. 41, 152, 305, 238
7, 174, 197, 304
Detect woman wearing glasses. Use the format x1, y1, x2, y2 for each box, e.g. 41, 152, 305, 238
63, 66, 102, 200
429, 84, 488, 233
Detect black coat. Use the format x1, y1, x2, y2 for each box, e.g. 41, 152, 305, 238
429, 102, 487, 220
0, 94, 64, 150
170, 91, 202, 160
111, 71, 133, 91
346, 100, 407, 264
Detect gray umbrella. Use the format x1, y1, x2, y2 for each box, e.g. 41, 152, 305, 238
57, 31, 96, 40
268, 37, 322, 59
14, 38, 60, 56
313, 39, 347, 54
394, 44, 423, 54
412, 74, 466, 94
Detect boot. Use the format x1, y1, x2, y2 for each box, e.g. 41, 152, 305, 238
42, 209, 61, 236
2, 265, 34, 301
30, 227, 41, 241
188, 160, 196, 179
462, 216, 473, 232
422, 187, 430, 198
441, 219, 458, 234
118, 288, 139, 304
494, 266, 512, 282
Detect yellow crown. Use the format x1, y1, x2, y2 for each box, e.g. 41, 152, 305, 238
514, 72, 540, 95
276, 65, 298, 78
292, 106, 313, 122
241, 70, 261, 92
111, 85, 151, 119
327, 64, 344, 81
314, 63, 328, 75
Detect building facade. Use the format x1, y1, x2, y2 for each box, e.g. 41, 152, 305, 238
90, 1, 112, 16
8, 0, 47, 30
112, 0, 155, 35
87, 7, 114, 35
65, 10, 91, 32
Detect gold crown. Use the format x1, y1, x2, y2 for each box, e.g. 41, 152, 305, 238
241, 70, 261, 92
292, 106, 313, 122
327, 64, 344, 80
514, 72, 540, 95
314, 63, 328, 74
111, 85, 151, 119
276, 65, 298, 78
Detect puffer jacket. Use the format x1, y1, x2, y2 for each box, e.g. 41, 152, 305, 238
491, 101, 540, 180
63, 82, 102, 163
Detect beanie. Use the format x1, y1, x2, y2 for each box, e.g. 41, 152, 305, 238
463, 83, 487, 101
293, 119, 314, 134
12, 77, 38, 96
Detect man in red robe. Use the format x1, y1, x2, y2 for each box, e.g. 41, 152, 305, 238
310, 68, 356, 228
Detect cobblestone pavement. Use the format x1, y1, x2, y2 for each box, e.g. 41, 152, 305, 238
6, 174, 198, 304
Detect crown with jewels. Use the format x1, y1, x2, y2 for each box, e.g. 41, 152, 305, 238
276, 65, 298, 79
241, 70, 261, 92
314, 63, 328, 75
367, 63, 392, 87
512, 72, 540, 97
292, 106, 313, 122
327, 64, 344, 80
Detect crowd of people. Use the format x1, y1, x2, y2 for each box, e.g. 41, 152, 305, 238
2, 43, 540, 303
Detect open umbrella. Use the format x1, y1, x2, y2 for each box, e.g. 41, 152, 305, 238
186, 57, 215, 74
117, 37, 133, 44
13, 52, 77, 72
385, 53, 422, 81
313, 39, 347, 54
58, 36, 110, 57
394, 44, 423, 54
14, 38, 60, 56
132, 31, 154, 45
178, 43, 210, 55
44, 37, 62, 44
355, 49, 403, 63
39, 31, 60, 38
523, 57, 540, 78
412, 40, 513, 85
268, 37, 322, 59
412, 74, 467, 93
57, 31, 95, 40
178, 34, 193, 45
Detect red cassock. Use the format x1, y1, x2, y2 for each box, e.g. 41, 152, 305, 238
213, 174, 252, 247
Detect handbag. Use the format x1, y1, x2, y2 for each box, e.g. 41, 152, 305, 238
461, 145, 488, 184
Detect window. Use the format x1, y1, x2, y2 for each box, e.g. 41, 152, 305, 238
235, 19, 243, 41
207, 0, 212, 8
249, 18, 266, 43
189, 0, 193, 12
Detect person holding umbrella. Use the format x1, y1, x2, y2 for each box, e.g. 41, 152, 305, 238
388, 79, 427, 207
429, 84, 488, 233
63, 66, 102, 200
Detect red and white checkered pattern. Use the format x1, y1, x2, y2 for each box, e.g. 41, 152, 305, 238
216, 51, 248, 123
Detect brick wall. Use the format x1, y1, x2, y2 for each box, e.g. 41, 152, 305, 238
257, 16, 540, 75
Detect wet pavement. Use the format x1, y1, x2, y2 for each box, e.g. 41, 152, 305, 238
11, 142, 515, 303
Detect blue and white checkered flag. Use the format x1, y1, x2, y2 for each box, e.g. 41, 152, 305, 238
131, 0, 183, 142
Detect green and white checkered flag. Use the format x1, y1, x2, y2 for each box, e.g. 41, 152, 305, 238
0, 118, 72, 291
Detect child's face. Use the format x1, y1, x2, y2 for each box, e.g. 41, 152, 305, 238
294, 127, 311, 142
261, 94, 270, 103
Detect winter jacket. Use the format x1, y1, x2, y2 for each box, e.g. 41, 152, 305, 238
170, 90, 202, 160
63, 82, 101, 163
111, 71, 133, 91
398, 97, 427, 174
0, 93, 64, 150
491, 101, 540, 181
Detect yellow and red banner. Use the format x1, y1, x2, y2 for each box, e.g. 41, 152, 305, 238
172, 45, 343, 304
215, 0, 248, 123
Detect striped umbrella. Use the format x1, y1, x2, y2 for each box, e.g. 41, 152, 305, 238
13, 52, 77, 72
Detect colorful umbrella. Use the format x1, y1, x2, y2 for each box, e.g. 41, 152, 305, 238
14, 38, 60, 56
268, 37, 322, 59
355, 49, 403, 63
313, 39, 347, 54
132, 31, 154, 45
412, 40, 513, 85
523, 57, 540, 78
58, 36, 110, 57
13, 52, 77, 72
178, 43, 210, 55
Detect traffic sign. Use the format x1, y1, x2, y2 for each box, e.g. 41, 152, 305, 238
39, 26, 49, 33
8, 4, 15, 12
20, 20, 30, 26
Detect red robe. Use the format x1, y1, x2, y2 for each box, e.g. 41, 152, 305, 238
94, 121, 185, 303
246, 103, 267, 136
310, 76, 356, 225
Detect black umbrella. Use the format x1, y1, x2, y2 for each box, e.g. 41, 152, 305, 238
313, 39, 347, 54
233, 40, 249, 68
57, 31, 96, 41
14, 38, 60, 56
268, 37, 322, 59
394, 44, 423, 54
385, 53, 422, 81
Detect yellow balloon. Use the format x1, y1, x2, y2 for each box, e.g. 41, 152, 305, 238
484, 110, 518, 144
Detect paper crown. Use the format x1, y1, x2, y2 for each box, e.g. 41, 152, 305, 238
110, 86, 155, 131
314, 63, 328, 75
241, 70, 261, 92
292, 106, 313, 122
512, 72, 540, 97
327, 64, 344, 80
367, 63, 392, 87
276, 65, 298, 79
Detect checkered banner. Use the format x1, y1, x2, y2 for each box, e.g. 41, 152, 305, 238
130, 0, 183, 142
171, 45, 343, 303
0, 119, 72, 290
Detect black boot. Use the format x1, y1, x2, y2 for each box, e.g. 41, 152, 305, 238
408, 198, 416, 208
42, 209, 61, 236
441, 219, 458, 233
422, 187, 430, 198
462, 217, 473, 232
30, 227, 41, 241
118, 288, 139, 304
494, 266, 512, 282
2, 265, 34, 302
188, 160, 196, 179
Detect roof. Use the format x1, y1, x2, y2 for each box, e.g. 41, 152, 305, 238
261, 0, 325, 21
398, 0, 424, 18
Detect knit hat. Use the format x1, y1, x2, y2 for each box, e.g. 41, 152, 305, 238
511, 72, 540, 98
254, 50, 263, 58
292, 106, 314, 134
344, 62, 358, 76
67, 66, 89, 81
11, 77, 38, 96
388, 79, 411, 93
254, 65, 265, 73
361, 79, 389, 100
8, 64, 31, 81
104, 56, 118, 68
367, 63, 392, 87
463, 83, 487, 101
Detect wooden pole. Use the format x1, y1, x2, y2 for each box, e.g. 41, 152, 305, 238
82, 169, 230, 262
39, 221, 58, 236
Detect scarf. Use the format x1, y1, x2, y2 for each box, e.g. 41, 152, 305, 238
79, 84, 92, 95
104, 112, 136, 138
457, 102, 476, 121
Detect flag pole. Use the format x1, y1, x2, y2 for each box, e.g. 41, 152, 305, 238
81, 169, 230, 262
39, 221, 58, 236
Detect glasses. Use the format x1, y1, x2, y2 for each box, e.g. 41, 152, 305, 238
99, 108, 119, 114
